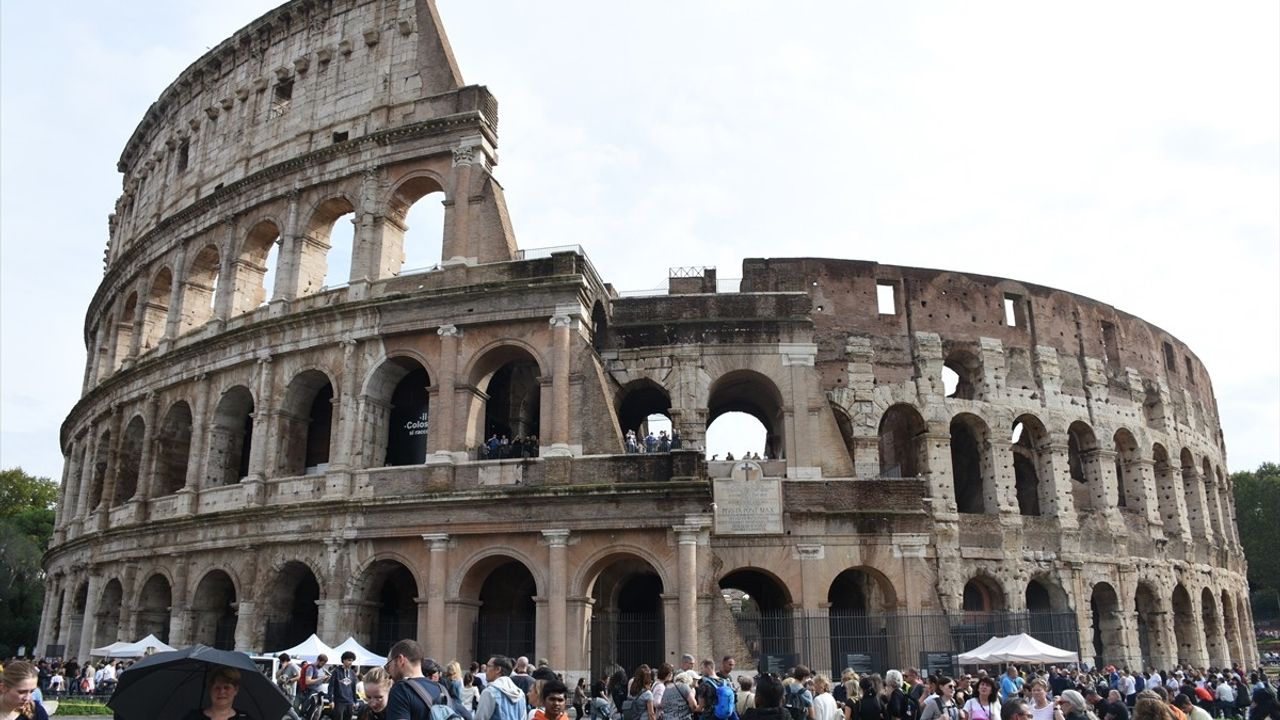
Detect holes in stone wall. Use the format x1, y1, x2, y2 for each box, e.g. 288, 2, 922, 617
1163, 341, 1177, 374
876, 281, 896, 315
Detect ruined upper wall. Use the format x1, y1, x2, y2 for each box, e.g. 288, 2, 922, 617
109, 0, 480, 261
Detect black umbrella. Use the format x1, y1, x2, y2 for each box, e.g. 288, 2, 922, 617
107, 644, 293, 720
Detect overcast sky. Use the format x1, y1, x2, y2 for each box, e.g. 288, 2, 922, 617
2, 1, 1277, 481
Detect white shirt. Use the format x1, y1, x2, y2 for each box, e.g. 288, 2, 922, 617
813, 692, 841, 720
1148, 673, 1162, 689
1215, 683, 1234, 703
1122, 676, 1136, 696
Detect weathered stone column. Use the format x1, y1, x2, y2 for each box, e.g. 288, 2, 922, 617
135, 393, 161, 504
446, 143, 477, 264
273, 190, 302, 303
423, 534, 450, 658
545, 313, 574, 456
76, 426, 100, 527
416, 597, 431, 650
542, 529, 570, 669
1129, 457, 1164, 533
213, 219, 237, 324
1042, 443, 1078, 529
36, 574, 60, 656
118, 563, 140, 640
920, 431, 956, 519
675, 524, 700, 661
168, 556, 192, 647
326, 338, 360, 495
319, 538, 348, 640
77, 571, 104, 660
427, 325, 461, 461
56, 573, 78, 653
96, 405, 126, 530
244, 355, 274, 503
179, 374, 210, 515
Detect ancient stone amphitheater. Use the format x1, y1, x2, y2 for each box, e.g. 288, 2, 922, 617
41, 0, 1254, 678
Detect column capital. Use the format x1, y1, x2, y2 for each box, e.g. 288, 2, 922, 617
422, 533, 450, 551
549, 314, 573, 329
541, 529, 571, 546
437, 324, 462, 337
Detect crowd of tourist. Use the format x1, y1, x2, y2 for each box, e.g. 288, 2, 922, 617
478, 435, 541, 460
625, 430, 683, 454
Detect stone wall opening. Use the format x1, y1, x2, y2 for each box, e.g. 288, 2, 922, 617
828, 567, 897, 675
278, 370, 335, 477
1067, 421, 1099, 513
155, 401, 193, 496
617, 380, 671, 441
140, 267, 172, 352
1113, 429, 1140, 509
962, 575, 1005, 615
950, 413, 991, 514
263, 561, 320, 651
303, 197, 357, 292
1152, 444, 1181, 535
180, 244, 221, 332
943, 349, 982, 400
137, 573, 172, 643
360, 560, 418, 655
1134, 583, 1165, 668
232, 219, 280, 316
466, 345, 543, 448
1171, 583, 1194, 665
588, 555, 664, 677
1201, 587, 1224, 666
1012, 415, 1050, 517
383, 362, 431, 466
878, 404, 926, 478
114, 415, 145, 506
473, 559, 537, 663
720, 568, 794, 662
1089, 582, 1122, 668
206, 386, 254, 487
88, 428, 111, 511
113, 292, 137, 371
191, 570, 237, 650
93, 578, 124, 648
707, 370, 784, 460
388, 175, 446, 273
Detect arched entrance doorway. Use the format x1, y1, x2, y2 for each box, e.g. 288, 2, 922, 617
359, 560, 419, 654
1134, 583, 1167, 668
93, 579, 125, 647
191, 570, 237, 650
263, 562, 320, 650
877, 404, 926, 478
719, 569, 794, 670
587, 555, 664, 677
828, 568, 897, 674
1171, 584, 1195, 665
476, 560, 537, 662
1089, 582, 1122, 668
707, 370, 784, 460
467, 345, 543, 455
137, 574, 172, 643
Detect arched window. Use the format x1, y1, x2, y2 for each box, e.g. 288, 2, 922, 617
181, 244, 221, 332
139, 267, 172, 352
278, 371, 335, 477
388, 175, 447, 274
707, 370, 784, 460
1011, 415, 1051, 516
206, 386, 254, 487
878, 404, 926, 478
231, 220, 280, 316
466, 345, 543, 456
617, 380, 672, 452
1067, 421, 1099, 512
112, 292, 138, 370
365, 357, 432, 467
1112, 429, 1140, 509
155, 402, 193, 496
950, 413, 991, 514
942, 349, 982, 400
114, 415, 146, 506
301, 197, 357, 293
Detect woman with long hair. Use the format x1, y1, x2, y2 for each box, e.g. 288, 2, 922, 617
0, 661, 48, 720
629, 666, 657, 720
961, 677, 1000, 720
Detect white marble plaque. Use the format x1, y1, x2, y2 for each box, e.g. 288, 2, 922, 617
713, 478, 784, 535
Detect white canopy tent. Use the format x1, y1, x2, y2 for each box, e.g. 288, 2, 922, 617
273, 634, 337, 663
958, 633, 1080, 664
331, 637, 388, 667
90, 633, 177, 658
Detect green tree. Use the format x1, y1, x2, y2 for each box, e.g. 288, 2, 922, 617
1232, 462, 1280, 617
0, 467, 57, 656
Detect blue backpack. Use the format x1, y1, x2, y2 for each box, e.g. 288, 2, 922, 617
707, 678, 738, 720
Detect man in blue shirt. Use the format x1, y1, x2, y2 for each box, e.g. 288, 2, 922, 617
385, 639, 435, 720
1000, 667, 1023, 703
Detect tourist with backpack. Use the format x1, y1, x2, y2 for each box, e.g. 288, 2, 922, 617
385, 640, 464, 720
785, 667, 816, 720
625, 667, 658, 720
590, 680, 618, 720
918, 677, 959, 720
664, 672, 701, 720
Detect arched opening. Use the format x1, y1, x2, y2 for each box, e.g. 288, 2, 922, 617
114, 415, 145, 506
191, 570, 237, 650
140, 267, 172, 352
962, 575, 1005, 615
155, 402, 193, 496
1201, 587, 1224, 665
1011, 415, 1050, 516
1089, 582, 1122, 668
113, 292, 138, 370
363, 357, 432, 467
68, 583, 89, 653
942, 349, 982, 400
828, 568, 898, 674
1180, 448, 1208, 538
467, 346, 542, 455
388, 175, 446, 273
137, 574, 172, 643
231, 219, 280, 316
1067, 421, 1099, 512
950, 413, 991, 514
206, 386, 254, 487
180, 244, 221, 332
1152, 444, 1182, 535
301, 197, 358, 293
707, 370, 784, 459
360, 560, 418, 654
1113, 429, 1140, 510
587, 555, 664, 677
878, 404, 926, 478
88, 428, 111, 511
93, 579, 124, 648
278, 370, 335, 477
1025, 576, 1072, 646
1171, 583, 1195, 665
263, 561, 320, 650
958, 574, 1008, 653
591, 300, 609, 354
1203, 458, 1223, 540
1134, 583, 1165, 668
1221, 590, 1240, 666
470, 559, 537, 663
830, 403, 858, 470
706, 411, 767, 461
720, 569, 794, 667
617, 380, 672, 452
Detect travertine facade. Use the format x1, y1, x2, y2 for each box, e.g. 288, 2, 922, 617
42, 0, 1254, 677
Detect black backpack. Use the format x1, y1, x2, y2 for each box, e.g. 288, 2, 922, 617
784, 684, 808, 720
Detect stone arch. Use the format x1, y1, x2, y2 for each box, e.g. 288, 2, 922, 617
942, 347, 983, 400
1025, 574, 1070, 612
1179, 448, 1207, 540
364, 355, 433, 467
180, 244, 221, 332
112, 291, 138, 370
277, 369, 336, 477
205, 385, 255, 487
827, 566, 899, 673
1200, 586, 1225, 666
1171, 583, 1196, 665
136, 573, 173, 643
300, 194, 358, 293
581, 550, 666, 677
1011, 414, 1051, 516
1089, 581, 1123, 668
877, 403, 926, 478
262, 560, 321, 650
140, 266, 172, 352
591, 300, 610, 354
114, 414, 146, 506
1134, 581, 1168, 668
962, 572, 1006, 614
93, 578, 125, 647
1112, 428, 1141, 510
950, 412, 994, 514
68, 582, 89, 653
155, 401, 193, 496
191, 569, 238, 650
707, 369, 786, 460
231, 218, 281, 316
830, 402, 858, 471
616, 378, 671, 440
719, 567, 795, 666
462, 555, 539, 664
1025, 573, 1072, 644
356, 558, 420, 654
463, 341, 546, 449
88, 427, 111, 510
385, 171, 448, 274
1067, 420, 1101, 512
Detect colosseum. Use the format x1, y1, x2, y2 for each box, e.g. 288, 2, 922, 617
40, 0, 1255, 678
